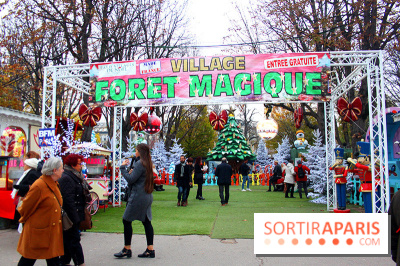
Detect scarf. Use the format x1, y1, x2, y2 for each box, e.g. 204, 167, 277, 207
64, 165, 91, 196
180, 162, 185, 177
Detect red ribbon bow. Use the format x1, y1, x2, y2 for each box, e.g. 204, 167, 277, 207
209, 110, 228, 131
79, 104, 102, 127
294, 107, 303, 129
130, 112, 148, 131
337, 97, 362, 122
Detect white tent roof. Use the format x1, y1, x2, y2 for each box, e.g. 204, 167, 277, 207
66, 142, 112, 156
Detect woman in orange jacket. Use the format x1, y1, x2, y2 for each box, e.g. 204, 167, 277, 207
17, 157, 64, 266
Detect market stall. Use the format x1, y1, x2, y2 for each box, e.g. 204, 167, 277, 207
67, 143, 112, 214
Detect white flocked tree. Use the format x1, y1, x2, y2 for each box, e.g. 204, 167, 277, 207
255, 139, 271, 170
168, 138, 185, 166
151, 140, 169, 173
273, 135, 291, 164
303, 129, 327, 203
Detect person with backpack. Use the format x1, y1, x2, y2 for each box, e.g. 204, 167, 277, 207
294, 161, 311, 199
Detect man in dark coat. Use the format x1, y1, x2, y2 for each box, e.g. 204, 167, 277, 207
240, 159, 251, 191
390, 189, 400, 265
215, 158, 232, 206
174, 155, 187, 206
268, 161, 282, 192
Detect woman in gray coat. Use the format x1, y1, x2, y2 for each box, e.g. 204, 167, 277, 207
114, 144, 155, 259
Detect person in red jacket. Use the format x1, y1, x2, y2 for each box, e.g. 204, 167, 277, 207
294, 161, 311, 199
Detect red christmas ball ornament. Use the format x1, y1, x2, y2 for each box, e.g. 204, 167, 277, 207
144, 113, 162, 135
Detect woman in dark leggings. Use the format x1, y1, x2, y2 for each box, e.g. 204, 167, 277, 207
114, 144, 155, 258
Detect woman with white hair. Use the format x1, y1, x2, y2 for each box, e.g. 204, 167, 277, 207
17, 157, 64, 266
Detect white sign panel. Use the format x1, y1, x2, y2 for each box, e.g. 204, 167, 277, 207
254, 213, 389, 255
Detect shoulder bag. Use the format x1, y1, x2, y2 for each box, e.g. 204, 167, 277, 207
79, 206, 92, 231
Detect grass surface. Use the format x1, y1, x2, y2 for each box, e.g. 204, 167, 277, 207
91, 185, 364, 239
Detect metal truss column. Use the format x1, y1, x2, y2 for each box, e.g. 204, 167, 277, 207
325, 100, 336, 211
112, 106, 123, 207
41, 66, 57, 158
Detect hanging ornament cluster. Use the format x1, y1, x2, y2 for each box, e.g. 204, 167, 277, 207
144, 107, 162, 135
294, 107, 303, 129
337, 97, 362, 122
79, 104, 102, 127
209, 110, 228, 131
130, 112, 148, 131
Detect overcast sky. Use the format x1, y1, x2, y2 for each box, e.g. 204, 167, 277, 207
186, 0, 265, 121
186, 0, 239, 56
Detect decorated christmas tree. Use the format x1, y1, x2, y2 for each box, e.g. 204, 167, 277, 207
273, 135, 291, 164
303, 129, 327, 203
207, 114, 256, 161
255, 139, 271, 170
168, 138, 185, 165
151, 140, 169, 173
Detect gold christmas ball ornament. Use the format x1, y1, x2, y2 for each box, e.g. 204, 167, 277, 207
257, 118, 278, 140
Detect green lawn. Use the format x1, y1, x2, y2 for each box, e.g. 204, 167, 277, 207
90, 185, 364, 239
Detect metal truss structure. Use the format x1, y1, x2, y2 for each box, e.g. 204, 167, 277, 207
42, 51, 389, 211
326, 50, 388, 213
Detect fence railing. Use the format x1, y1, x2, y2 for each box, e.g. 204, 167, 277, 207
159, 165, 275, 186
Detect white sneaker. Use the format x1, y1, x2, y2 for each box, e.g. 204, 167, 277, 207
247, 188, 252, 191
242, 189, 246, 191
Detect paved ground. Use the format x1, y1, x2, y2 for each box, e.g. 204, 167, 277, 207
0, 229, 394, 265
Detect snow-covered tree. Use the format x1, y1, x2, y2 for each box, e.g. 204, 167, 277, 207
122, 136, 136, 159
303, 129, 326, 202
151, 140, 169, 173
273, 135, 291, 164
255, 139, 271, 169
168, 138, 185, 165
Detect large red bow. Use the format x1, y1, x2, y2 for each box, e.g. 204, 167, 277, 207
79, 104, 102, 127
294, 107, 303, 129
130, 112, 148, 131
337, 97, 362, 122
209, 110, 228, 131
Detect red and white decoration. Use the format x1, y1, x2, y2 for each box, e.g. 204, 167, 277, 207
144, 108, 162, 134
294, 107, 304, 129
0, 134, 16, 156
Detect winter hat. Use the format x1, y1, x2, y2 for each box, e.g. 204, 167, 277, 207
24, 158, 39, 169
